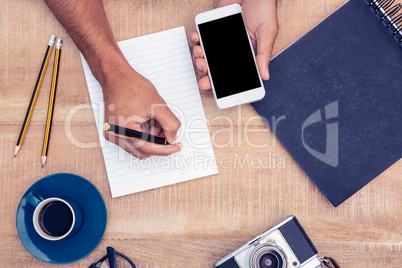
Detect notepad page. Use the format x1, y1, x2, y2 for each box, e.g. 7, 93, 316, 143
81, 27, 218, 198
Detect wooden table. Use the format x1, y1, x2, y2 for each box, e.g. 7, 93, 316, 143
1, 0, 401, 267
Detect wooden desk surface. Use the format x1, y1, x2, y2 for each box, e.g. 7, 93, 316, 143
1, 0, 401, 267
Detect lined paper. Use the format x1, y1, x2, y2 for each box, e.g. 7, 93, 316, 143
81, 27, 218, 197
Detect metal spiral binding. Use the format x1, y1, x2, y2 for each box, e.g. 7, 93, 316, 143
381, 4, 401, 20
369, 0, 402, 43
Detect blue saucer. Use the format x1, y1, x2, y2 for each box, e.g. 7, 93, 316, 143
16, 173, 107, 264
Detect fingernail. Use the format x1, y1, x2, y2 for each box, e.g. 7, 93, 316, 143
266, 67, 270, 80
196, 62, 202, 72
190, 34, 197, 42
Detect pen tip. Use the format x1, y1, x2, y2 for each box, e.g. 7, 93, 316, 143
14, 154, 16, 158
42, 164, 44, 168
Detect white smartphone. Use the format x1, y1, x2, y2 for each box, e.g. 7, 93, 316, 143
195, 4, 265, 110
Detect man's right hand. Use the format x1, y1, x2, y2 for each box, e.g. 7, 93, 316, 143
102, 64, 182, 160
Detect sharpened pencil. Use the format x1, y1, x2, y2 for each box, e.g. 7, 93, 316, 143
42, 38, 62, 168
15, 34, 56, 157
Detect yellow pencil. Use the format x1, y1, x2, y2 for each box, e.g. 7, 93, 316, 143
14, 34, 56, 157
41, 38, 62, 168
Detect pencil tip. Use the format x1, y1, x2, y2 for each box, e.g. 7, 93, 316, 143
14, 146, 21, 157
14, 154, 16, 158
41, 156, 47, 167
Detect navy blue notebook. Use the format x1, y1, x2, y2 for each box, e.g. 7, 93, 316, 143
252, 0, 402, 207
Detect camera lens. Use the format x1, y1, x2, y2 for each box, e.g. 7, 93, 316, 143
259, 253, 279, 268
250, 243, 286, 268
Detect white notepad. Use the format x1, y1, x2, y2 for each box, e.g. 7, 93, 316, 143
81, 27, 218, 197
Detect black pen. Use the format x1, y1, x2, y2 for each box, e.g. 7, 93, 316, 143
103, 123, 183, 146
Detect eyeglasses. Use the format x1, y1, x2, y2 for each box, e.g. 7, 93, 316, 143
89, 247, 136, 268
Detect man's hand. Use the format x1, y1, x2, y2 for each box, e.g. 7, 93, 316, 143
45, 0, 181, 159
102, 64, 181, 160
190, 0, 279, 90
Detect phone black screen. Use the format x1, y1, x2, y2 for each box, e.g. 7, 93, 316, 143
198, 13, 261, 99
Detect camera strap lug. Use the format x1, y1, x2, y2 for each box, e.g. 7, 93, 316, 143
319, 256, 341, 268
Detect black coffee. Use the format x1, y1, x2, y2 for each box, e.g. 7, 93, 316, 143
39, 201, 73, 236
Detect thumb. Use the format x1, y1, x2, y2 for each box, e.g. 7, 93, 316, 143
255, 24, 278, 80
153, 104, 181, 144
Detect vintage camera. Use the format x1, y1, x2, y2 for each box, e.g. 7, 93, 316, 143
216, 216, 322, 268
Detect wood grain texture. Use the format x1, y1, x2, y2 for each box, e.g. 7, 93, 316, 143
0, 0, 401, 267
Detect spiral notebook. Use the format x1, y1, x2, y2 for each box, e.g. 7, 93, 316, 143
252, 0, 402, 206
